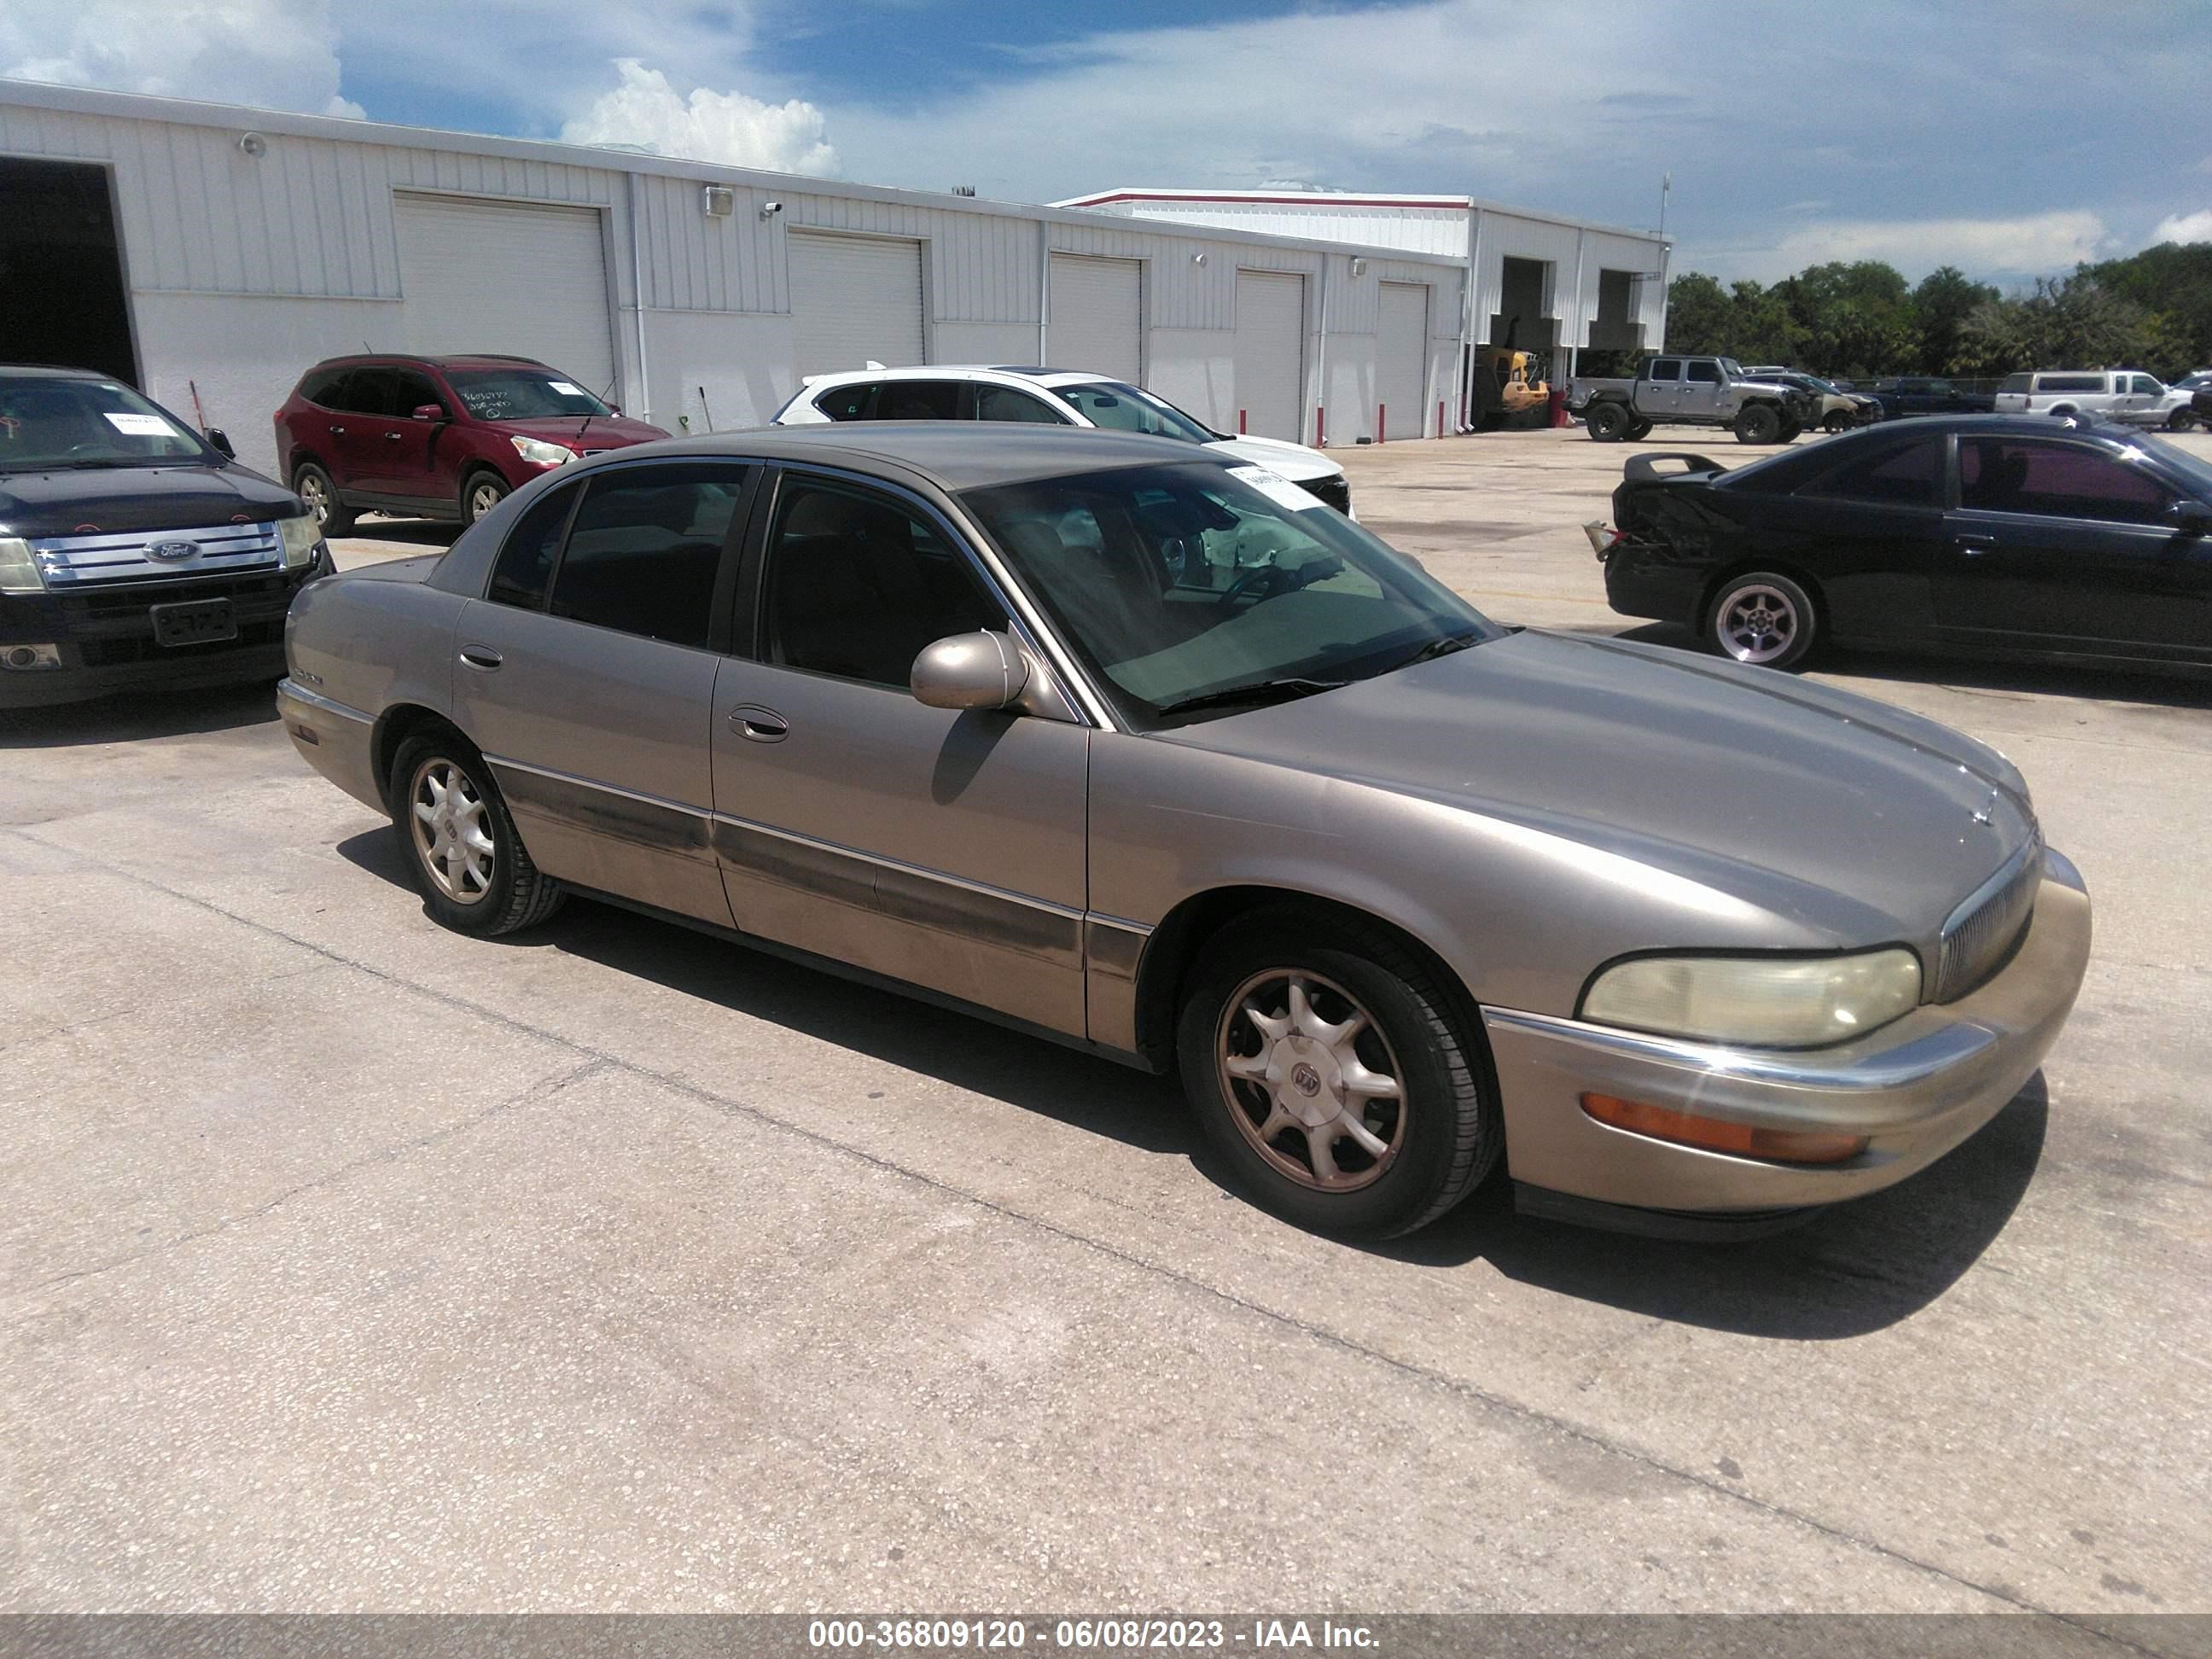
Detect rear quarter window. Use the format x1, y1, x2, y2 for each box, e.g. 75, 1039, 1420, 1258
2000, 373, 2032, 393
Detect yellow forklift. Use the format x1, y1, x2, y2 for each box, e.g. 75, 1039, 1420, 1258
1466, 324, 1551, 428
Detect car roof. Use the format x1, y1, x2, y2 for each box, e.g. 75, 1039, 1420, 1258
802, 364, 1126, 389
577, 421, 1214, 492
305, 353, 551, 371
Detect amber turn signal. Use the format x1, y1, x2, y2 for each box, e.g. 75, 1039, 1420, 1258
1580, 1093, 1868, 1165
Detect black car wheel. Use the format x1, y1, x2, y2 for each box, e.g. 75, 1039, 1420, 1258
388, 730, 563, 936
2168, 410, 2198, 432
1708, 571, 1818, 670
292, 461, 353, 536
1625, 417, 1655, 441
1586, 403, 1630, 442
1177, 907, 1500, 1239
462, 470, 511, 527
1733, 404, 1783, 445
1823, 411, 1853, 434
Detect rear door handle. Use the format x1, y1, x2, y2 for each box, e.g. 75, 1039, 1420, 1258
728, 704, 788, 742
458, 645, 504, 671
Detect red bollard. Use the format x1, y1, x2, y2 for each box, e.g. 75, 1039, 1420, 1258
1377, 404, 1387, 445
1237, 409, 1247, 434
1548, 386, 1569, 428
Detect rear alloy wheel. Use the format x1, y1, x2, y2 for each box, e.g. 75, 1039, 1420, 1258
462, 471, 511, 527
1177, 910, 1500, 1238
1586, 402, 1630, 442
388, 731, 562, 935
1733, 404, 1783, 445
1708, 571, 1818, 670
292, 462, 353, 536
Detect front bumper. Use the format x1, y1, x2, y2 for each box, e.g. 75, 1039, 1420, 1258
1482, 850, 2091, 1223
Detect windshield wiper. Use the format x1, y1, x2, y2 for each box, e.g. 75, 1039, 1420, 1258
1154, 676, 1348, 719
1378, 631, 1486, 675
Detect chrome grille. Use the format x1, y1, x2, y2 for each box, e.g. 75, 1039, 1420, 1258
1935, 839, 2043, 1003
31, 521, 283, 586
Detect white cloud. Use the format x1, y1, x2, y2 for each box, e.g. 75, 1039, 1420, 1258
1714, 212, 2115, 283
560, 59, 837, 176
2150, 209, 2212, 246
0, 0, 362, 118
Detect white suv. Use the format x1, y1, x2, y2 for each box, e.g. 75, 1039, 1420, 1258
1993, 369, 2195, 428
771, 365, 1352, 513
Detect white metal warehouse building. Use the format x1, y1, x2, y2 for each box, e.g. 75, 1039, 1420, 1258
1057, 189, 1672, 395
0, 79, 1485, 480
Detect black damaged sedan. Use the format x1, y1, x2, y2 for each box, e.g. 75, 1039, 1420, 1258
1598, 415, 2212, 672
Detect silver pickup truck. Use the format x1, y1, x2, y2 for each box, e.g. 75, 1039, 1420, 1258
1568, 355, 1816, 445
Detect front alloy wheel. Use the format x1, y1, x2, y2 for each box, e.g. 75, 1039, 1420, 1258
1219, 969, 1406, 1191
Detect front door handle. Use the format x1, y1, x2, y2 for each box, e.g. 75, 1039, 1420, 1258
1957, 533, 1998, 554
728, 703, 789, 742
384, 431, 406, 442
458, 644, 504, 671
329, 424, 347, 435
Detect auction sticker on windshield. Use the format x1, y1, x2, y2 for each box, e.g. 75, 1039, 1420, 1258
1227, 465, 1325, 511
547, 381, 585, 398
103, 412, 178, 437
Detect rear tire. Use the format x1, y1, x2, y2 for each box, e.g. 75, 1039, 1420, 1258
1625, 418, 1655, 441
388, 730, 563, 936
292, 461, 353, 536
1586, 402, 1630, 442
1176, 908, 1501, 1239
1733, 404, 1783, 445
1707, 570, 1818, 670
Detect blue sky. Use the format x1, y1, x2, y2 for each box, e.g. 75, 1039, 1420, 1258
4, 1, 2209, 285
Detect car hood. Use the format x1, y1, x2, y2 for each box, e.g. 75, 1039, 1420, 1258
1202, 433, 1341, 482
1159, 628, 2035, 944
0, 462, 300, 538
495, 415, 669, 450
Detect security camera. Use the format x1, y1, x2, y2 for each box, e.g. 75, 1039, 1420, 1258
237, 131, 267, 158
759, 200, 784, 218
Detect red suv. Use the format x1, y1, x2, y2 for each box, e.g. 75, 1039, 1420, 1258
273, 354, 668, 533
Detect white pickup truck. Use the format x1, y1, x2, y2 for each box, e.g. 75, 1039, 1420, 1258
1567, 355, 1817, 445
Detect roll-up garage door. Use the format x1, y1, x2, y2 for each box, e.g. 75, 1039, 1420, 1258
1233, 271, 1305, 441
397, 195, 614, 397
1376, 281, 1429, 440
789, 231, 925, 375
1049, 254, 1141, 383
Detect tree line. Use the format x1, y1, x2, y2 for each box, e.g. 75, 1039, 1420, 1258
1650, 240, 2212, 383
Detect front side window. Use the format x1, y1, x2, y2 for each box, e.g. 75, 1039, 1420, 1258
1797, 437, 1941, 507
761, 477, 1004, 686
976, 385, 1071, 424
1685, 360, 1722, 385
542, 463, 749, 647
963, 461, 1497, 727
0, 374, 216, 472
445, 368, 610, 422
2132, 375, 2163, 396
1958, 438, 2174, 525
872, 381, 963, 421
1644, 360, 1681, 383
1052, 383, 1216, 442
488, 481, 579, 610
393, 368, 445, 418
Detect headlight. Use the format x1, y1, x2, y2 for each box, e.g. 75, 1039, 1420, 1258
509, 436, 577, 468
1580, 948, 1923, 1049
0, 535, 41, 594
278, 513, 322, 568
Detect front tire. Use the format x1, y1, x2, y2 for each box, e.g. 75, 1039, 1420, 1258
1586, 402, 1630, 442
292, 461, 353, 536
1733, 404, 1783, 445
388, 731, 563, 935
1176, 909, 1500, 1239
1707, 570, 1818, 670
461, 469, 511, 527
1823, 411, 1852, 434
2168, 409, 2198, 432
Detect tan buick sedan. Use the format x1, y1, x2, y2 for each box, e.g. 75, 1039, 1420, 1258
279, 425, 2089, 1239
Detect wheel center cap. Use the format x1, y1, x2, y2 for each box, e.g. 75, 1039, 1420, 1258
1291, 1062, 1322, 1097
1269, 1035, 1342, 1129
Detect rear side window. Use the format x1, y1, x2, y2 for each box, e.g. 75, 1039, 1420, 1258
488, 481, 579, 610
813, 381, 878, 422
874, 381, 963, 421
1799, 437, 1941, 507
546, 463, 751, 648
333, 368, 396, 416
2036, 374, 2106, 394
1645, 359, 1681, 383
1959, 438, 2174, 525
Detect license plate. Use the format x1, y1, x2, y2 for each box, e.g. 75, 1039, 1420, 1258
150, 598, 238, 647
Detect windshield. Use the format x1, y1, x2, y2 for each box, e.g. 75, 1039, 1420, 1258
1719, 358, 1744, 378
445, 369, 612, 422
0, 375, 215, 473
962, 460, 1499, 728
1052, 382, 1218, 444
2138, 432, 2212, 497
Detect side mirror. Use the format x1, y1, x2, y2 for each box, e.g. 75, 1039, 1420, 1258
411, 403, 445, 422
2172, 499, 2212, 537
911, 631, 1028, 712
204, 427, 235, 458
608, 404, 622, 416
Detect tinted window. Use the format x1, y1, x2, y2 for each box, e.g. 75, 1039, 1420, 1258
393, 367, 444, 417
1684, 360, 1721, 384
976, 385, 1070, 424
1799, 437, 1941, 506
2000, 373, 2032, 393
1645, 360, 1681, 383
762, 477, 1004, 686
488, 481, 579, 609
2132, 375, 2162, 396
2037, 375, 2106, 394
544, 463, 749, 647
874, 381, 963, 421
333, 368, 396, 416
1959, 438, 2175, 525
300, 367, 348, 407
812, 381, 878, 422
